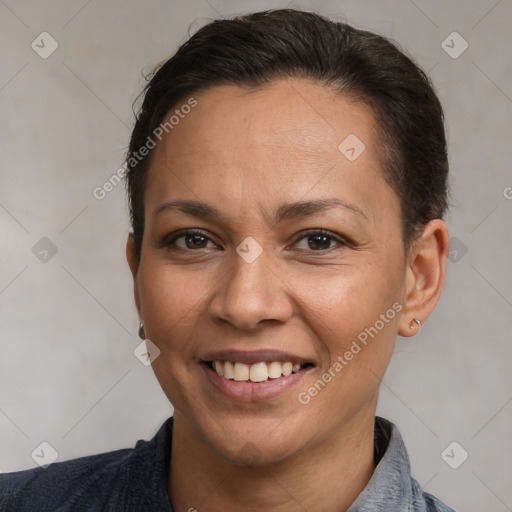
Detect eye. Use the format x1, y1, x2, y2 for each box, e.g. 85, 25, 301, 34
163, 229, 217, 250
160, 228, 349, 253
292, 229, 348, 252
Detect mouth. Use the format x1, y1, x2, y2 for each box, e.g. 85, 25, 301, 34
199, 350, 315, 401
202, 360, 314, 383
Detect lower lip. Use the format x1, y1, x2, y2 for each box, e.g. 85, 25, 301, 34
201, 363, 311, 402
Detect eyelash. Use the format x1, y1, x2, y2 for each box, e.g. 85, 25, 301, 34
160, 228, 350, 253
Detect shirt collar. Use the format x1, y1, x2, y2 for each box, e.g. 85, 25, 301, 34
347, 416, 415, 511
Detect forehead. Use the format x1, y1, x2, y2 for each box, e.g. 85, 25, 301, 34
158, 79, 378, 159
144, 78, 398, 224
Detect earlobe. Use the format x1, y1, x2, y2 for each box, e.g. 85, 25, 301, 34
398, 219, 449, 337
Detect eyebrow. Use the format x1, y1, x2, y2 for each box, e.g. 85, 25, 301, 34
154, 198, 368, 224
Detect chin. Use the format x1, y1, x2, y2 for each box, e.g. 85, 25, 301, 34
203, 414, 305, 468
223, 437, 297, 468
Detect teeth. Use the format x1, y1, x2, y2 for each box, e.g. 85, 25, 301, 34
267, 361, 282, 379
282, 362, 292, 376
233, 362, 250, 381
249, 362, 268, 382
210, 360, 305, 382
223, 361, 235, 379
213, 361, 224, 376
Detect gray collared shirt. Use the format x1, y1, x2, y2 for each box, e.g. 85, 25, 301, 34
349, 417, 455, 511
0, 416, 455, 511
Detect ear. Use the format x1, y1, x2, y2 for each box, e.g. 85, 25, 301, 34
126, 233, 142, 317
398, 219, 450, 337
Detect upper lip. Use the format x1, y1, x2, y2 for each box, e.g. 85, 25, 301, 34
200, 349, 314, 366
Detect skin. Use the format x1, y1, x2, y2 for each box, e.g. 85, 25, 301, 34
126, 78, 449, 512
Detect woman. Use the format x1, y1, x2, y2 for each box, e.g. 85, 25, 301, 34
0, 8, 455, 511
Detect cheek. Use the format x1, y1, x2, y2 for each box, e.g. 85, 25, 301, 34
137, 263, 209, 355
291, 271, 400, 420
287, 259, 402, 398
136, 263, 211, 407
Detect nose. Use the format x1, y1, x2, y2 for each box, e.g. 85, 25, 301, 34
207, 248, 294, 332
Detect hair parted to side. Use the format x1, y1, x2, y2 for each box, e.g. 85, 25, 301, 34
125, 8, 449, 265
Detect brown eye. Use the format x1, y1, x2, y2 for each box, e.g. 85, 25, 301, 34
307, 234, 332, 251
293, 230, 347, 252
163, 230, 217, 250
181, 233, 209, 249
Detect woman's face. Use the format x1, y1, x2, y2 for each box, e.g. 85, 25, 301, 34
129, 79, 410, 465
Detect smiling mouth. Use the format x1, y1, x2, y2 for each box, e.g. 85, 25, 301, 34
203, 360, 314, 383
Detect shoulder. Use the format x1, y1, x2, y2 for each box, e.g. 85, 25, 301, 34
0, 417, 174, 512
0, 448, 133, 510
373, 417, 456, 512
407, 463, 456, 512
412, 483, 457, 512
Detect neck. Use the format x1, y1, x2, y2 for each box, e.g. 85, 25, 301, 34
168, 408, 377, 512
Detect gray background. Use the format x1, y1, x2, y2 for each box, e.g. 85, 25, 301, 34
1, 1, 511, 510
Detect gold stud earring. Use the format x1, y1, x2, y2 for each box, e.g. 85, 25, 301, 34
409, 318, 422, 330
138, 322, 146, 340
